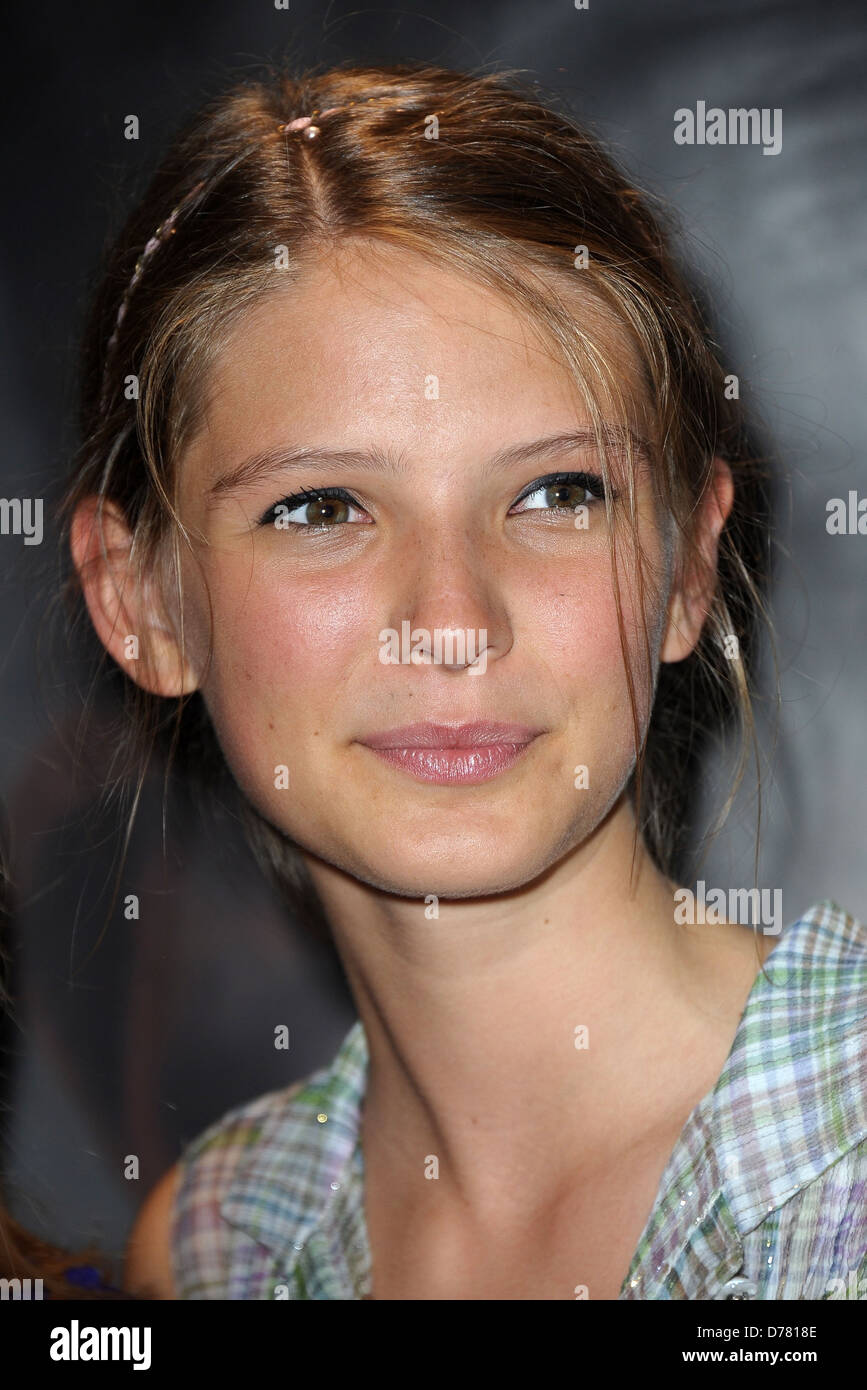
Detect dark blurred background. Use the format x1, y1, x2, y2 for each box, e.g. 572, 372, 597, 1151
1, 0, 865, 1264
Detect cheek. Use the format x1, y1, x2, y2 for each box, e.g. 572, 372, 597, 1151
198, 562, 373, 748
518, 557, 650, 712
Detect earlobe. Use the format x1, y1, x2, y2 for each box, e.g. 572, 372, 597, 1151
659, 588, 697, 664
69, 496, 200, 698
659, 456, 734, 666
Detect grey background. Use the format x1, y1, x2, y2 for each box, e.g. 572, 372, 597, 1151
1, 0, 864, 1264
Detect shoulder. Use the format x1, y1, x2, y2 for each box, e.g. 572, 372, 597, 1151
124, 1078, 307, 1300
785, 898, 867, 977
155, 1020, 367, 1299
124, 1161, 184, 1299
181, 1077, 310, 1173
741, 1137, 867, 1297
757, 899, 867, 1037
720, 900, 867, 1236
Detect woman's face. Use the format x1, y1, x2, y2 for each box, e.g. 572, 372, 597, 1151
173, 240, 678, 897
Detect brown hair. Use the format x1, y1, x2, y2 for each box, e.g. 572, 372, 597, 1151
59, 60, 776, 921
0, 1207, 130, 1300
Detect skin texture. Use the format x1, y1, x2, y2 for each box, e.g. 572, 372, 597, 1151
76, 241, 776, 1300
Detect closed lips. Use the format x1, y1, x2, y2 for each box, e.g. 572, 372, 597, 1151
359, 721, 542, 748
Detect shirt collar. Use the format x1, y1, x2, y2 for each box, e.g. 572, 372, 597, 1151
220, 901, 866, 1297
623, 900, 867, 1296
220, 1018, 369, 1290
715, 900, 867, 1230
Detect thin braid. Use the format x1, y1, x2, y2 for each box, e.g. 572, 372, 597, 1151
102, 180, 206, 370
98, 93, 399, 412
98, 134, 280, 411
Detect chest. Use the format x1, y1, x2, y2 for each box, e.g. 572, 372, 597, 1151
363, 1145, 675, 1301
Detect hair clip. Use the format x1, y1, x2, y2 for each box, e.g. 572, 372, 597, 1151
278, 95, 393, 139
279, 107, 341, 139
101, 97, 382, 406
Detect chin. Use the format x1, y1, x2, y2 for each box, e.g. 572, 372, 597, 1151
334, 839, 562, 901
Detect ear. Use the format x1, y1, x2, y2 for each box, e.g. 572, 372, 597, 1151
660, 456, 734, 664
69, 496, 201, 697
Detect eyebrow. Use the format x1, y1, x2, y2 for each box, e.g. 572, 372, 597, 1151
206, 426, 650, 504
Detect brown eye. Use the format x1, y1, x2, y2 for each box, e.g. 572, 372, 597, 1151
264, 489, 364, 529
544, 481, 586, 509
511, 473, 606, 514
305, 494, 350, 525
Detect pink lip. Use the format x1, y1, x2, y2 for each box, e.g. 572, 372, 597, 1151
358, 721, 543, 784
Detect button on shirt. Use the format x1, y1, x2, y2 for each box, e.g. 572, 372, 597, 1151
170, 900, 867, 1299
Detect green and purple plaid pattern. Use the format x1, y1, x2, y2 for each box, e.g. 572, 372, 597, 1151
170, 900, 867, 1299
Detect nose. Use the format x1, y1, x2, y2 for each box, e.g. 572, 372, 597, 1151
384, 520, 512, 674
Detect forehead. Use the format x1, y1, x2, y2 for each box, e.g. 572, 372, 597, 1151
183, 239, 652, 484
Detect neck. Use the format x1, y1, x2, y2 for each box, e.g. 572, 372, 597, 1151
302, 795, 769, 1225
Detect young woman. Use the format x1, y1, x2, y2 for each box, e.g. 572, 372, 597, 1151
64, 63, 866, 1300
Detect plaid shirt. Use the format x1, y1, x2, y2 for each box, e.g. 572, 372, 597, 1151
170, 900, 867, 1299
